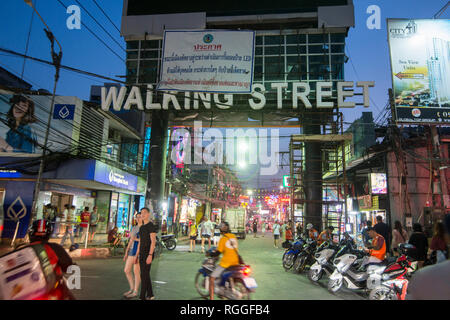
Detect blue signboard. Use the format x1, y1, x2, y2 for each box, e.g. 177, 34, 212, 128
94, 161, 138, 192
0, 169, 22, 178
2, 181, 35, 239
53, 104, 75, 120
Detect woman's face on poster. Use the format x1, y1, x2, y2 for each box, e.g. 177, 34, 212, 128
13, 101, 29, 120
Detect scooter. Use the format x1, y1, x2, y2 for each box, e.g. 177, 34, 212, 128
195, 248, 257, 300
307, 239, 346, 282
282, 236, 305, 271
292, 239, 317, 273
160, 234, 177, 250
369, 243, 417, 300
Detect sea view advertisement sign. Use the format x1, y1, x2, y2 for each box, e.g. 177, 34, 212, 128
387, 19, 450, 123
157, 30, 255, 93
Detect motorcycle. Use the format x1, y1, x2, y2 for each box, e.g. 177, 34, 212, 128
195, 248, 257, 300
282, 236, 305, 271
369, 243, 417, 300
292, 239, 317, 273
153, 234, 177, 257
307, 240, 343, 282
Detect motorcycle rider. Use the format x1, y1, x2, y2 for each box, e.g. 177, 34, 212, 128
29, 219, 76, 299
209, 221, 240, 300
306, 223, 319, 241
318, 226, 335, 245
360, 227, 386, 271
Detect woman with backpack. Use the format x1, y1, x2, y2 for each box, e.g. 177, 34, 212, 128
392, 220, 409, 256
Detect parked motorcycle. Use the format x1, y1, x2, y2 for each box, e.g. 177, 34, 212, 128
307, 240, 343, 282
195, 248, 257, 300
153, 234, 177, 257
282, 236, 305, 271
292, 239, 317, 273
369, 243, 417, 300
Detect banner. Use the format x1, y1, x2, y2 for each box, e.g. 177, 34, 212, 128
0, 93, 82, 154
387, 19, 450, 123
158, 30, 255, 93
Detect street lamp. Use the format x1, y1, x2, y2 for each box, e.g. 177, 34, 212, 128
247, 189, 253, 196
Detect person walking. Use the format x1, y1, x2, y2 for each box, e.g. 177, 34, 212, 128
430, 222, 448, 264
408, 223, 428, 269
135, 207, 157, 300
252, 219, 258, 238
79, 207, 91, 244
189, 221, 198, 253
123, 212, 142, 299
213, 220, 221, 247
261, 221, 266, 237
407, 215, 450, 300
273, 221, 281, 248
200, 217, 213, 253
374, 215, 391, 255
60, 205, 76, 248
88, 206, 99, 243
296, 222, 302, 239
392, 220, 409, 256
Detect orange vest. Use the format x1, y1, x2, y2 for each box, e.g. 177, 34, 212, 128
370, 234, 386, 260
317, 230, 330, 245
309, 228, 318, 240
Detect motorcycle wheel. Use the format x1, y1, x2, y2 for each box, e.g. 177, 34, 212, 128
231, 279, 251, 300
293, 255, 307, 273
194, 272, 210, 299
308, 267, 323, 283
282, 252, 295, 271
165, 239, 176, 251
369, 286, 398, 300
327, 277, 343, 294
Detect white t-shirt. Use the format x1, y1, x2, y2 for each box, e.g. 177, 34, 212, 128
273, 224, 281, 236
201, 220, 214, 235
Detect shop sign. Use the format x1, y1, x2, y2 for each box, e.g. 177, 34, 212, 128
42, 182, 92, 198
0, 169, 22, 178
358, 195, 372, 210
94, 161, 138, 192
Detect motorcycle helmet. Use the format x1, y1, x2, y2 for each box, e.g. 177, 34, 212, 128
306, 223, 313, 230
29, 219, 52, 242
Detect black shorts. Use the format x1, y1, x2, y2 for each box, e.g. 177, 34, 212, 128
274, 235, 280, 240
202, 234, 210, 239
190, 235, 197, 240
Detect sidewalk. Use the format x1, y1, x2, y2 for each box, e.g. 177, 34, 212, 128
1, 234, 191, 259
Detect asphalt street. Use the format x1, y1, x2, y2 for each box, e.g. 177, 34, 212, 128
71, 232, 365, 300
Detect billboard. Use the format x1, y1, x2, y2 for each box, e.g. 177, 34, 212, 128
0, 93, 82, 155
370, 173, 387, 195
158, 30, 255, 93
387, 19, 450, 123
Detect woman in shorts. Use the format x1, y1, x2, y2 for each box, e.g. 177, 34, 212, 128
189, 222, 198, 253
123, 213, 142, 298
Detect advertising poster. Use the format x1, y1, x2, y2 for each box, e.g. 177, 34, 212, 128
0, 93, 82, 154
158, 30, 255, 93
387, 19, 450, 123
370, 173, 387, 194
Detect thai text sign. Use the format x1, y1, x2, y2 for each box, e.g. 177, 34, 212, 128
387, 19, 450, 123
157, 30, 255, 93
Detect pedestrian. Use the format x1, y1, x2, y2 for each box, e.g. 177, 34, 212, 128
429, 222, 448, 264
73, 206, 81, 238
189, 221, 198, 253
252, 219, 258, 238
296, 222, 302, 239
123, 212, 142, 299
79, 207, 91, 244
392, 220, 409, 256
108, 226, 121, 246
88, 206, 99, 243
261, 221, 266, 237
60, 205, 76, 248
135, 207, 157, 300
374, 215, 391, 255
161, 220, 168, 235
273, 221, 281, 248
55, 204, 68, 238
361, 220, 372, 245
200, 216, 213, 253
407, 215, 450, 300
213, 219, 221, 246
408, 223, 428, 269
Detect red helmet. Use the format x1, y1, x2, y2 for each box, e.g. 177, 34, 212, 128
29, 219, 52, 241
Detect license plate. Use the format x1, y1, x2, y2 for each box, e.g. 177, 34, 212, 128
243, 277, 257, 289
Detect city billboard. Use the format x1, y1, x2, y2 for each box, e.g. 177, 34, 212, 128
158, 30, 255, 93
387, 19, 450, 124
0, 93, 82, 155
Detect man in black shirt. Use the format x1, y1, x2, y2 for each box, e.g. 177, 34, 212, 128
374, 215, 391, 255
135, 207, 157, 300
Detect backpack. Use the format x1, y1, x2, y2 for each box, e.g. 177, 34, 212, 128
0, 244, 57, 300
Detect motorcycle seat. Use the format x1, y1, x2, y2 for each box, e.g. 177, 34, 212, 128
161, 234, 175, 239
383, 257, 398, 265
225, 265, 243, 272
